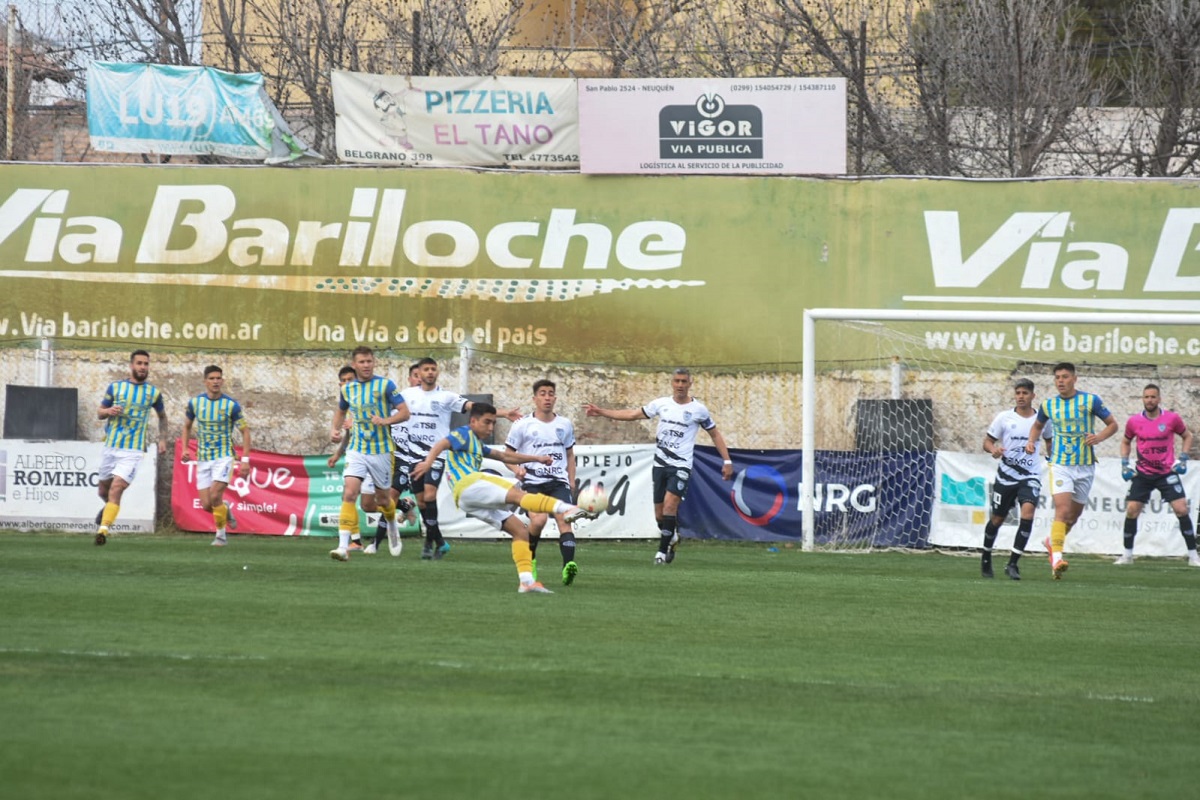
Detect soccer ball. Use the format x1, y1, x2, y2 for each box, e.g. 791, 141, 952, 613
576, 483, 608, 515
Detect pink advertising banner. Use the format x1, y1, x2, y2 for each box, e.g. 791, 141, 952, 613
578, 77, 846, 175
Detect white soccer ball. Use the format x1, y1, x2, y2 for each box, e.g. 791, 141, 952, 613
576, 484, 608, 515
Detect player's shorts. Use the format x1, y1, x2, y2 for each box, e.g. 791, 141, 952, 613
454, 473, 518, 530
1127, 471, 1187, 504
391, 457, 413, 494
990, 477, 1041, 519
98, 447, 145, 484
343, 451, 391, 494
652, 465, 691, 505
522, 480, 573, 506
195, 456, 236, 490
411, 458, 445, 494
1047, 463, 1095, 505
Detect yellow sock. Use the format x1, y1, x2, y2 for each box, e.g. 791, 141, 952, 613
1051, 521, 1067, 553
339, 501, 358, 533
380, 499, 396, 522
512, 539, 533, 576
100, 502, 119, 528
518, 494, 558, 515
212, 503, 228, 530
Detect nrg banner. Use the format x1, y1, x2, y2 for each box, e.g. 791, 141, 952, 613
682, 447, 934, 547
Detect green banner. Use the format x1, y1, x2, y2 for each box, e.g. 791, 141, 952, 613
3, 165, 1200, 366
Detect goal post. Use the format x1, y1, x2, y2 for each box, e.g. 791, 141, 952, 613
801, 308, 1200, 552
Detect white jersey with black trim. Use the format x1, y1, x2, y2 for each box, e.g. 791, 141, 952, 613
505, 414, 576, 486
986, 408, 1053, 486
401, 385, 470, 462
642, 396, 716, 470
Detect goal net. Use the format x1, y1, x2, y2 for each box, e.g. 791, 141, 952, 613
801, 309, 1200, 552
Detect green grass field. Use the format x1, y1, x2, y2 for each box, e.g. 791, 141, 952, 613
1, 533, 1197, 800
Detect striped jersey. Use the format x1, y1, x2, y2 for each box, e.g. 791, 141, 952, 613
186, 393, 247, 461
101, 380, 165, 451
1037, 391, 1112, 466
642, 396, 717, 469
986, 408, 1052, 486
339, 377, 405, 455
443, 424, 491, 495
401, 386, 470, 463
1125, 409, 1186, 476
505, 414, 575, 486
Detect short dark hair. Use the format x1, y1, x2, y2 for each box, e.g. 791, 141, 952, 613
416, 357, 438, 368
1052, 362, 1076, 374
338, 365, 356, 379
533, 379, 556, 394
204, 365, 223, 378
408, 362, 421, 376
470, 402, 497, 418
1014, 378, 1034, 392
351, 345, 374, 359
130, 349, 150, 361
1144, 383, 1161, 393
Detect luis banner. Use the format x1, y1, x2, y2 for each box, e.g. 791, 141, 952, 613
332, 71, 579, 168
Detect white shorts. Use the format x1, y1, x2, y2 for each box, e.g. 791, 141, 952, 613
1048, 463, 1095, 505
344, 451, 390, 494
455, 473, 518, 531
98, 447, 144, 484
196, 456, 235, 491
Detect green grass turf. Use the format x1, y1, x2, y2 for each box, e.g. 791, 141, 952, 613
1, 533, 1197, 800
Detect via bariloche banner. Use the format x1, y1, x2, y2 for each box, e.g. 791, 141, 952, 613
332, 71, 578, 168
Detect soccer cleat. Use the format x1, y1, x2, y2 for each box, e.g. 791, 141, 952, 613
226, 507, 238, 530
665, 531, 680, 564
420, 544, 434, 560
981, 555, 994, 578
363, 543, 378, 555
330, 548, 349, 562
348, 540, 364, 552
1113, 553, 1134, 565
211, 537, 227, 547
530, 558, 538, 583
563, 561, 579, 586
1053, 558, 1069, 580
1189, 552, 1200, 567
518, 581, 553, 594
563, 505, 598, 525
654, 552, 667, 565
433, 542, 451, 561
387, 523, 402, 557
94, 529, 108, 546
1004, 563, 1021, 581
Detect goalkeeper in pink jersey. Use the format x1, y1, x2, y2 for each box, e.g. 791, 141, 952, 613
1118, 384, 1200, 567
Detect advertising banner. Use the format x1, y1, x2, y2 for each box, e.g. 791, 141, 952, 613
932, 451, 1195, 556
0, 440, 156, 532
682, 447, 934, 547
332, 71, 579, 168
578, 78, 846, 175
6, 166, 1200, 365
86, 63, 320, 163
171, 443, 658, 539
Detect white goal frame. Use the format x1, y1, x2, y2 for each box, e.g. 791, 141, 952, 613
801, 308, 1200, 551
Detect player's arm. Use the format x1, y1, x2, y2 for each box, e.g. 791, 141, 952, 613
706, 427, 734, 480
1024, 416, 1046, 454
489, 446, 551, 467
371, 401, 409, 427
330, 406, 347, 443
467, 398, 521, 422
98, 385, 121, 419
238, 420, 252, 478
180, 413, 194, 463
983, 434, 1002, 459
154, 397, 168, 455
566, 444, 576, 496
503, 444, 528, 481
584, 403, 646, 421
1181, 427, 1194, 459
1086, 411, 1118, 447
326, 435, 348, 468
412, 437, 451, 479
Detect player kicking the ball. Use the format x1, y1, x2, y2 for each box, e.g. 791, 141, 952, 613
412, 403, 596, 594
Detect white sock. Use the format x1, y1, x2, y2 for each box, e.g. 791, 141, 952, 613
338, 532, 351, 549
216, 529, 227, 540
519, 571, 534, 584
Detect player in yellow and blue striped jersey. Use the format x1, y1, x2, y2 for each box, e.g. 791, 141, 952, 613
181, 365, 251, 547
95, 350, 167, 546
1025, 362, 1118, 580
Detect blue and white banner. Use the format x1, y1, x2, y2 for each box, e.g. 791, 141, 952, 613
86, 62, 321, 163
682, 447, 934, 547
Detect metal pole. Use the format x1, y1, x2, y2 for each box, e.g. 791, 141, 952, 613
6, 5, 17, 161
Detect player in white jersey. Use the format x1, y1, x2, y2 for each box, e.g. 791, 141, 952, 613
586, 368, 734, 565
401, 357, 520, 560
506, 379, 581, 586
980, 378, 1052, 581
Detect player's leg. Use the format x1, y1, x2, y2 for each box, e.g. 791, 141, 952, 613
659, 491, 683, 563
982, 485, 1016, 579
351, 475, 377, 551
501, 514, 551, 594
1118, 501, 1144, 565
1004, 501, 1035, 580
421, 474, 442, 559
542, 482, 579, 586
1166, 492, 1199, 566
375, 472, 402, 558
333, 454, 367, 561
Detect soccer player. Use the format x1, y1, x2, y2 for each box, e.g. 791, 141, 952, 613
364, 362, 422, 554
180, 365, 251, 547
585, 368, 734, 565
402, 357, 520, 561
505, 379, 581, 586
1025, 362, 1118, 579
328, 346, 410, 562
94, 349, 168, 546
412, 403, 595, 593
980, 378, 1052, 580
327, 364, 379, 552
1117, 384, 1200, 567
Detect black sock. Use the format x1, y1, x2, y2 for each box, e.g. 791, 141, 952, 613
1011, 519, 1032, 564
1124, 517, 1138, 550
982, 521, 999, 553
560, 531, 576, 565
374, 520, 387, 547
422, 502, 441, 546
1180, 514, 1196, 552
530, 536, 540, 559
